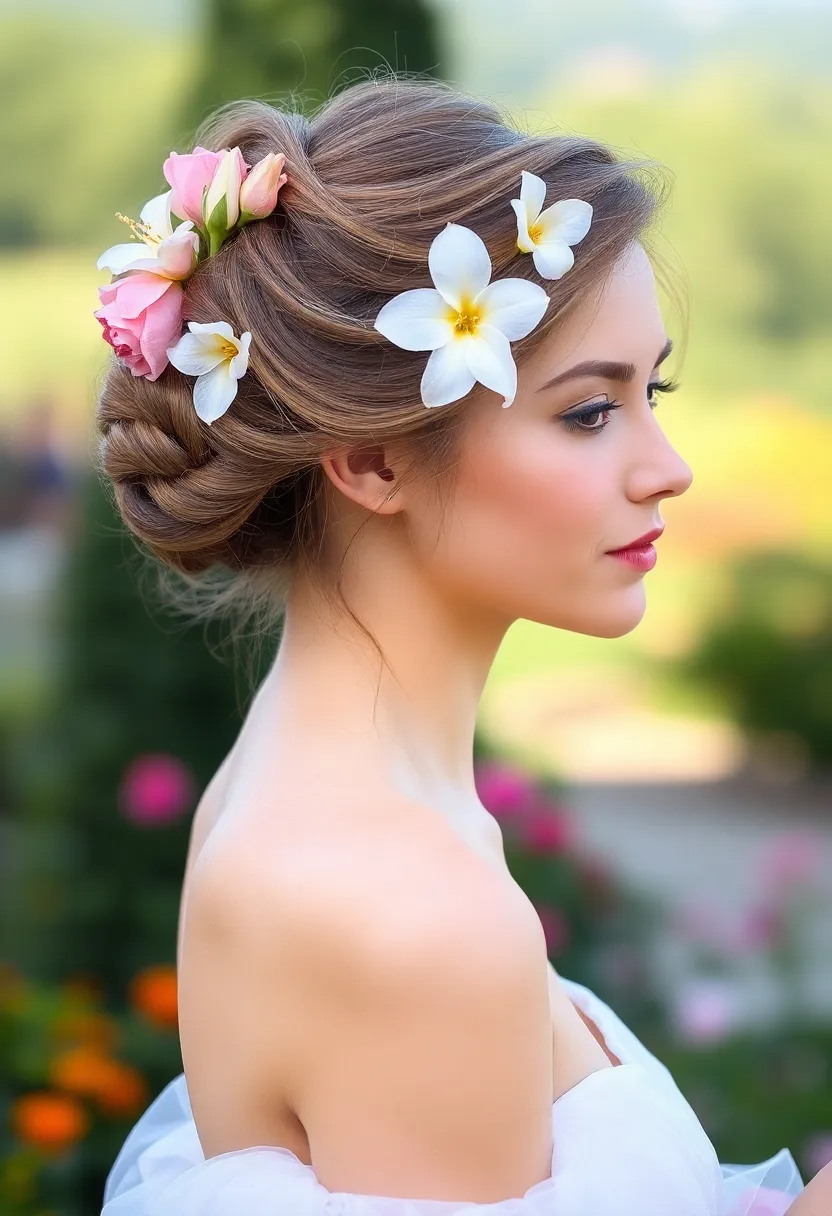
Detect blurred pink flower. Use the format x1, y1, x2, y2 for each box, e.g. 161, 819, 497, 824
803, 1132, 832, 1177
740, 903, 787, 951
670, 977, 743, 1046
533, 902, 570, 956
120, 753, 195, 826
474, 761, 535, 820
758, 830, 822, 895
676, 901, 741, 954
518, 805, 574, 855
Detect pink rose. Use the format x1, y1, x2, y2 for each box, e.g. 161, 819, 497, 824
163, 145, 224, 226
95, 272, 184, 380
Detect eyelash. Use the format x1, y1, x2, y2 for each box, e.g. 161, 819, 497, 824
560, 377, 681, 436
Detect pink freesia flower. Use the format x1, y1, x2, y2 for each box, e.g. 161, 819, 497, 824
533, 902, 570, 955
120, 753, 196, 826
474, 761, 535, 820
163, 146, 225, 226
95, 273, 184, 380
239, 152, 288, 221
518, 805, 574, 855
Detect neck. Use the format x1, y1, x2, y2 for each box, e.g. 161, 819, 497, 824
264, 560, 512, 802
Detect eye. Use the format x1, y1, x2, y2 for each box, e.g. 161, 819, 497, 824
560, 400, 623, 435
560, 377, 681, 436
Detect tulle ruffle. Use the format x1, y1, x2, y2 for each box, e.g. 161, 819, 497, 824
100, 978, 805, 1215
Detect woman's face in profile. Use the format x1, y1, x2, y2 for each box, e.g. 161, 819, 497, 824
405, 240, 694, 639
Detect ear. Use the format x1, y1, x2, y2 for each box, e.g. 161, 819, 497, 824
320, 443, 400, 513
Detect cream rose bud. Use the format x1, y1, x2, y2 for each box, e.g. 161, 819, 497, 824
204, 147, 248, 233
239, 153, 288, 222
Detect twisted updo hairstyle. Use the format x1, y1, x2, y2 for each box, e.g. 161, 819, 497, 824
95, 75, 677, 626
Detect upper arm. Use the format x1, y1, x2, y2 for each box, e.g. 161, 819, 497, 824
285, 871, 555, 1204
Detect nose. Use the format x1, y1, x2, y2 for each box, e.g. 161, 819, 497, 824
625, 413, 693, 504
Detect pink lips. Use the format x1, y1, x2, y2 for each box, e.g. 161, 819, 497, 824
606, 526, 664, 572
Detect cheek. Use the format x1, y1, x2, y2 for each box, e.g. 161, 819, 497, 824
463, 427, 607, 557
426, 425, 613, 598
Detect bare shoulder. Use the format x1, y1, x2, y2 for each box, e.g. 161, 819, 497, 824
184, 784, 539, 983
180, 790, 553, 1199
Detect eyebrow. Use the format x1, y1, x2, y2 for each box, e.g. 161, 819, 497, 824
537, 336, 674, 393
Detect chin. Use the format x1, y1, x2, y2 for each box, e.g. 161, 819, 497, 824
529, 589, 648, 638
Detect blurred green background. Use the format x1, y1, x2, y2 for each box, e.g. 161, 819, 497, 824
0, 0, 830, 1212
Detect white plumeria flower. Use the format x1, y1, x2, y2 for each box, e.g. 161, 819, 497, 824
166, 321, 251, 425
374, 223, 549, 409
511, 171, 593, 280
97, 190, 199, 280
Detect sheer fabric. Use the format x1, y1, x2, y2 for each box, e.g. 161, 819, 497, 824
101, 976, 805, 1215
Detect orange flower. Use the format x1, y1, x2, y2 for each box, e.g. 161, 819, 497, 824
49, 1047, 148, 1118
95, 1060, 148, 1117
129, 965, 178, 1029
49, 1046, 114, 1098
11, 1091, 89, 1155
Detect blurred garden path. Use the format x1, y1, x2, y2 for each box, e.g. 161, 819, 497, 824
568, 775, 832, 1017
482, 667, 832, 1021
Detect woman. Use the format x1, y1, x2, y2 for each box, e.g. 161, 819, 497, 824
94, 76, 822, 1214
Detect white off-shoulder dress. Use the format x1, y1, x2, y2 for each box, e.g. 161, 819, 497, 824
101, 976, 805, 1216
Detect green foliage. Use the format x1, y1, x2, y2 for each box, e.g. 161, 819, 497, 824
177, 0, 441, 137
0, 17, 193, 250
9, 471, 272, 996
543, 58, 832, 410
674, 551, 832, 771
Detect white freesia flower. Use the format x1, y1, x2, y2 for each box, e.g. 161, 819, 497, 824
166, 321, 251, 425
96, 190, 199, 280
374, 223, 549, 408
511, 171, 593, 280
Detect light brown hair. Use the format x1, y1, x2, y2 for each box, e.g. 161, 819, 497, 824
95, 74, 681, 640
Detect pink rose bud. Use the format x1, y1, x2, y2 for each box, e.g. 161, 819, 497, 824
238, 153, 288, 221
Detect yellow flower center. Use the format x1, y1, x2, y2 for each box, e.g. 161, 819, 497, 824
451, 298, 481, 336
218, 339, 238, 359
116, 212, 162, 247
529, 221, 543, 245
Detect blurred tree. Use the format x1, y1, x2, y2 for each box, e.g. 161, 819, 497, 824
178, 0, 442, 135
9, 471, 273, 1000
675, 551, 832, 774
